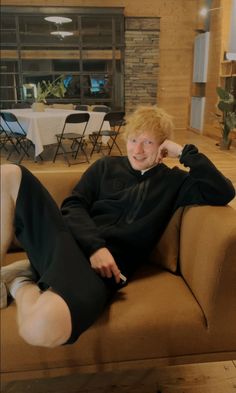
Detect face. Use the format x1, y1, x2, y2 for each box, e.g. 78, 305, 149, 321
126, 132, 160, 171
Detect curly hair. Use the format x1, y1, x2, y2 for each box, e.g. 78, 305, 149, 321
123, 105, 174, 143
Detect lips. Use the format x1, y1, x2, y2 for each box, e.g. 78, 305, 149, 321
133, 156, 146, 161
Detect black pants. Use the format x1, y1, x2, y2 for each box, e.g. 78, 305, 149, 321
14, 165, 114, 344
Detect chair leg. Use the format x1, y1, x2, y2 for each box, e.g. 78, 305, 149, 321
62, 145, 71, 166
73, 140, 81, 160
72, 139, 90, 164
53, 139, 71, 166
90, 134, 101, 157
6, 137, 21, 159
7, 144, 21, 161
80, 141, 90, 163
106, 136, 123, 156
53, 138, 62, 163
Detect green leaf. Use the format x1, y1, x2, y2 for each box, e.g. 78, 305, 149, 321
35, 75, 66, 102
216, 86, 230, 100
226, 112, 236, 130
218, 101, 235, 112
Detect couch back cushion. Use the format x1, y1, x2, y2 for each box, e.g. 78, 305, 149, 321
34, 170, 82, 207
149, 207, 184, 273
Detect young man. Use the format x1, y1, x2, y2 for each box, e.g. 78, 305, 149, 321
0, 105, 235, 348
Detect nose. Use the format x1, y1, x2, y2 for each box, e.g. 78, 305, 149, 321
134, 142, 144, 154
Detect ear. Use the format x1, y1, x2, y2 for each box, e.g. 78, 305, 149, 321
155, 147, 162, 164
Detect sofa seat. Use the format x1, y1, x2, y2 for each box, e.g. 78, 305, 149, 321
2, 261, 207, 375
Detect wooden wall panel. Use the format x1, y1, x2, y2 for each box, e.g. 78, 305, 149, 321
204, 0, 233, 139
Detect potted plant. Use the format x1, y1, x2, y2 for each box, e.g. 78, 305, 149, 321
215, 86, 236, 150
32, 75, 67, 112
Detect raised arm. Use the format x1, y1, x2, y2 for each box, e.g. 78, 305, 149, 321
159, 142, 235, 207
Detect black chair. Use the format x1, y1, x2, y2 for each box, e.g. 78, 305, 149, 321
0, 112, 35, 163
92, 105, 111, 113
89, 111, 125, 157
0, 124, 12, 153
53, 113, 90, 166
75, 105, 89, 111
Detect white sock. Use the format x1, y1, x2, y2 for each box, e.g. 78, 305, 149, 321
9, 276, 35, 299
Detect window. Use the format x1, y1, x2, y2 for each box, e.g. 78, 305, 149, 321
0, 6, 124, 109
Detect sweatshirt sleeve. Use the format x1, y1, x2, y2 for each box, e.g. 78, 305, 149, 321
175, 144, 235, 207
60, 158, 106, 257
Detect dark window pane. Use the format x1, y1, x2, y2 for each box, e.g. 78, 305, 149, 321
64, 75, 81, 98
115, 16, 124, 45
81, 17, 112, 47
0, 61, 18, 76
83, 60, 107, 72
22, 59, 53, 72
82, 74, 112, 99
0, 61, 19, 106
0, 15, 17, 46
53, 60, 80, 72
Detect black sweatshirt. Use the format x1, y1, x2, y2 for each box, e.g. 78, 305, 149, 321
61, 144, 235, 276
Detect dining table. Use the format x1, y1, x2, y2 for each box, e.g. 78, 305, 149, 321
1, 108, 110, 157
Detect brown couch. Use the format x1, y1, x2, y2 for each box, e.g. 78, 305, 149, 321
1, 170, 236, 384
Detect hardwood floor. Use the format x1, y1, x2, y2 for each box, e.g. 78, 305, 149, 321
1, 129, 236, 392
3, 361, 236, 392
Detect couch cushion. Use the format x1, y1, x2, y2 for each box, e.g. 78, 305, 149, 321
149, 207, 183, 273
1, 265, 207, 376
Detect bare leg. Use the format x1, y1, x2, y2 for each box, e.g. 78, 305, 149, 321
15, 284, 72, 347
0, 164, 22, 263
1, 164, 72, 347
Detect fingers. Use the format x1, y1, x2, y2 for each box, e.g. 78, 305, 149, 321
161, 148, 168, 158
158, 140, 183, 159
155, 146, 168, 163
94, 264, 121, 283
98, 264, 121, 283
90, 247, 121, 283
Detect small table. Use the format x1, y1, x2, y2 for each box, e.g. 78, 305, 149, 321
1, 108, 110, 157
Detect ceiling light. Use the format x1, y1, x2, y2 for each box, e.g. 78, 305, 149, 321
45, 16, 72, 24
51, 31, 73, 38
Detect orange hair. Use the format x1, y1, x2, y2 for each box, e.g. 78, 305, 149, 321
124, 105, 174, 143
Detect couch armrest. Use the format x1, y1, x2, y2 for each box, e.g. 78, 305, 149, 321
179, 205, 236, 333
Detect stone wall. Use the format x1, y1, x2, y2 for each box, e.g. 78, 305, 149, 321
125, 17, 160, 114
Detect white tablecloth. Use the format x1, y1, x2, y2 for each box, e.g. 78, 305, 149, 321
1, 108, 110, 157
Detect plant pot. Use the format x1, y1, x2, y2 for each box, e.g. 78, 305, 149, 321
32, 102, 45, 112
219, 138, 232, 150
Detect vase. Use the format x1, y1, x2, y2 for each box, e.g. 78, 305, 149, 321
219, 138, 232, 150
32, 102, 45, 112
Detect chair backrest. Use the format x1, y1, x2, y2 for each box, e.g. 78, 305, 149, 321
75, 105, 89, 111
92, 106, 111, 113
1, 111, 18, 123
61, 113, 90, 138
0, 111, 27, 136
65, 113, 90, 124
103, 111, 125, 128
